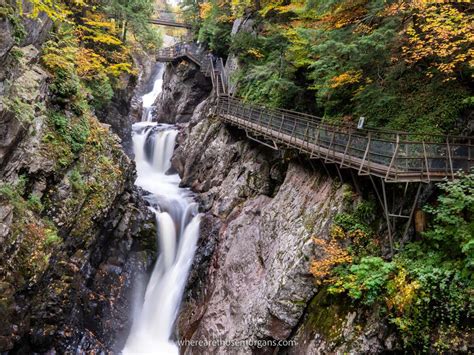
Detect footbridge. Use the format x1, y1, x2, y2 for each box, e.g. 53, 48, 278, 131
156, 42, 473, 249
149, 11, 192, 29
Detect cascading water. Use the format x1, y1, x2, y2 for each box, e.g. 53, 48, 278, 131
141, 64, 165, 122
123, 64, 200, 355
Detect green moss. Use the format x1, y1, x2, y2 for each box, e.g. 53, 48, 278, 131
304, 288, 352, 343
43, 117, 127, 244
2, 96, 36, 126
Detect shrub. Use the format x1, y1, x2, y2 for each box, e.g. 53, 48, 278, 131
323, 174, 473, 350
85, 75, 114, 109
44, 228, 62, 246
329, 256, 395, 305
27, 193, 43, 213
47, 110, 90, 154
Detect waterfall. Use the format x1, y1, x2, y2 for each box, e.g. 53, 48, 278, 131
141, 64, 165, 122
123, 62, 200, 355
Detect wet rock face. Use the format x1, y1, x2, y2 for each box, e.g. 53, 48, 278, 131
19, 188, 156, 354
96, 75, 137, 156
172, 102, 335, 350
152, 60, 212, 124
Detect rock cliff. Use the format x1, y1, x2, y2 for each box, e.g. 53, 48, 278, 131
0, 12, 156, 353
155, 62, 400, 352
152, 60, 212, 124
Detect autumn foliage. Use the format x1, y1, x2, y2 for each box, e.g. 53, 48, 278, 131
187, 0, 472, 135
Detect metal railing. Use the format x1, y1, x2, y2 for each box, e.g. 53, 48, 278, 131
156, 43, 473, 182
149, 18, 191, 29
215, 96, 473, 182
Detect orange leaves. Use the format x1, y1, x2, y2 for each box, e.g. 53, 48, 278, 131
310, 235, 352, 285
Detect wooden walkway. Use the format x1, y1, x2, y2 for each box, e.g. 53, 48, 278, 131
156, 43, 473, 183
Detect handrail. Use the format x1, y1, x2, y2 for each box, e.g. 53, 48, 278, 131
155, 42, 474, 182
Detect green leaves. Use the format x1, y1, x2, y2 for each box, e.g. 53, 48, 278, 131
424, 173, 474, 273
328, 174, 473, 350
330, 256, 395, 305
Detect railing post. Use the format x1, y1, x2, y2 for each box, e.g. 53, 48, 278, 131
313, 128, 321, 158
303, 121, 310, 153
359, 132, 372, 175
446, 137, 454, 179
291, 120, 297, 146
278, 113, 285, 139
325, 130, 336, 162
422, 141, 430, 182
385, 134, 400, 181
341, 129, 352, 167
267, 110, 272, 135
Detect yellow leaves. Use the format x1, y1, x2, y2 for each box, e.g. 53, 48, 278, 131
106, 63, 135, 77
402, 3, 473, 78
25, 0, 72, 22
78, 13, 122, 46
329, 70, 363, 88
82, 19, 116, 31
330, 225, 346, 239
386, 268, 421, 315
42, 29, 79, 71
200, 3, 213, 19
310, 237, 352, 285
76, 47, 106, 79
259, 1, 286, 17
247, 48, 264, 59
82, 33, 122, 46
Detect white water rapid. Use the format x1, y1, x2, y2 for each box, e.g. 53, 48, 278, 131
123, 65, 201, 354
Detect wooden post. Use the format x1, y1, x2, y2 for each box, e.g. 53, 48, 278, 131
303, 121, 310, 153
381, 179, 394, 256
401, 183, 423, 241
325, 130, 336, 162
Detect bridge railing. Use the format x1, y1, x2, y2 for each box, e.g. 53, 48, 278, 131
156, 42, 206, 65
215, 96, 473, 182
156, 42, 473, 181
